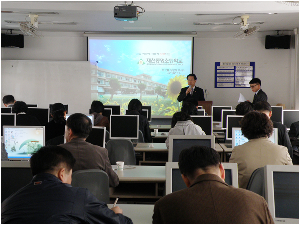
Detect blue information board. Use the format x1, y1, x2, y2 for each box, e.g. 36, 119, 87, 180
215, 62, 255, 88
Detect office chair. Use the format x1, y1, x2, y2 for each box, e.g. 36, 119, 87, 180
105, 130, 110, 143
246, 167, 265, 198
131, 130, 144, 144
106, 139, 136, 165
71, 169, 110, 203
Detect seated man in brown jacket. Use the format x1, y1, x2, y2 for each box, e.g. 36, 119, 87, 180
152, 146, 274, 224
59, 113, 118, 187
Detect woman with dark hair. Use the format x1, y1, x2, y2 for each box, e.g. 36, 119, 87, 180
12, 101, 40, 126
229, 111, 292, 189
126, 99, 152, 143
166, 111, 205, 148
45, 103, 66, 142
90, 101, 109, 131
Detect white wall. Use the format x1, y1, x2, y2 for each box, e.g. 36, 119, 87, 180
1, 31, 298, 111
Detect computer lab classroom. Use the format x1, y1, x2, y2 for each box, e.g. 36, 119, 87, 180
1, 1, 299, 224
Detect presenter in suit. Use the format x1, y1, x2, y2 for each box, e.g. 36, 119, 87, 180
177, 74, 205, 106
249, 78, 267, 105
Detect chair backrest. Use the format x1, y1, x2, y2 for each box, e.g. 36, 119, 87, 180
105, 130, 110, 143
131, 130, 144, 143
71, 169, 109, 203
246, 167, 265, 198
106, 139, 136, 165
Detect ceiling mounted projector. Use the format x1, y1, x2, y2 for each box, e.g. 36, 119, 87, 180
114, 3, 145, 21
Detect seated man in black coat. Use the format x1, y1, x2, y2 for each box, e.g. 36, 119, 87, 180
177, 74, 205, 105
12, 101, 40, 126
254, 101, 293, 158
1, 145, 133, 224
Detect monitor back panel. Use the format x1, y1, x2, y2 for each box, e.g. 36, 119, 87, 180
212, 106, 232, 122
104, 105, 120, 115
226, 115, 243, 140
1, 113, 16, 136
141, 106, 151, 121
150, 117, 172, 126
110, 115, 139, 139
190, 116, 212, 135
86, 127, 106, 148
27, 108, 49, 126
222, 110, 236, 129
283, 110, 299, 129
271, 106, 283, 123
1, 108, 11, 113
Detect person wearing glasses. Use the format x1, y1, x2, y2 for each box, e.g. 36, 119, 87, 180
249, 78, 268, 105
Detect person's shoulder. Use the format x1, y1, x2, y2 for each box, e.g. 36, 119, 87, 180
155, 188, 188, 206
195, 86, 203, 91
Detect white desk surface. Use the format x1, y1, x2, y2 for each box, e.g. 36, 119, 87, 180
219, 143, 233, 152
151, 131, 168, 138
150, 125, 171, 129
134, 143, 167, 152
107, 204, 154, 224
112, 165, 166, 182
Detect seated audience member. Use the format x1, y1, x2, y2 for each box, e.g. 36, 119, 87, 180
90, 100, 109, 131
254, 101, 293, 158
12, 101, 41, 126
235, 101, 253, 115
289, 121, 299, 165
1, 143, 8, 161
229, 111, 292, 189
59, 113, 119, 187
152, 146, 274, 224
165, 111, 205, 148
181, 101, 198, 115
2, 95, 16, 107
126, 99, 152, 143
45, 103, 67, 142
1, 146, 132, 224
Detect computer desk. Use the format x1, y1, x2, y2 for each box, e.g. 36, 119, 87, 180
134, 143, 168, 165
149, 125, 171, 133
110, 165, 165, 200
107, 204, 154, 224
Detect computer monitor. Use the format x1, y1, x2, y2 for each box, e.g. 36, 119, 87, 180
110, 115, 139, 139
27, 108, 49, 126
1, 108, 11, 113
150, 116, 172, 126
86, 126, 106, 148
226, 115, 243, 140
271, 106, 283, 123
1, 113, 16, 136
1, 161, 32, 202
142, 106, 151, 122
283, 110, 299, 129
232, 127, 278, 147
190, 116, 213, 135
102, 108, 112, 120
197, 109, 205, 116
49, 104, 68, 117
221, 110, 236, 129
212, 106, 232, 122
66, 114, 94, 126
27, 104, 38, 107
125, 109, 148, 120
264, 165, 299, 224
165, 162, 238, 194
168, 135, 215, 162
104, 105, 120, 115
3, 126, 45, 160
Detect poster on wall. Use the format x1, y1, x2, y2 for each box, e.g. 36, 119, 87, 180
215, 62, 255, 88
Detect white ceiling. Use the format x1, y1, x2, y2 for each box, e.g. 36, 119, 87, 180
1, 1, 299, 34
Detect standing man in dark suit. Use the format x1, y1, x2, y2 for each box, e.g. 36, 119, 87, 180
152, 146, 274, 224
177, 74, 205, 106
249, 78, 268, 104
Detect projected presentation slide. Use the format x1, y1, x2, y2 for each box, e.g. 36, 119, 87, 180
4, 127, 44, 159
89, 37, 193, 116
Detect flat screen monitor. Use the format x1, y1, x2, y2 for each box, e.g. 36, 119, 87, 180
125, 109, 148, 120
27, 108, 49, 126
150, 116, 172, 126
1, 108, 11, 113
49, 104, 68, 117
212, 106, 232, 122
226, 115, 243, 140
110, 115, 139, 139
1, 161, 32, 202
197, 109, 205, 116
104, 105, 120, 115
27, 104, 38, 107
66, 114, 94, 126
102, 108, 112, 120
168, 135, 215, 162
165, 162, 238, 194
232, 127, 278, 147
264, 165, 299, 224
283, 110, 299, 129
141, 106, 151, 122
1, 113, 16, 136
86, 126, 106, 148
3, 126, 45, 160
271, 106, 283, 123
190, 116, 212, 135
221, 110, 236, 129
